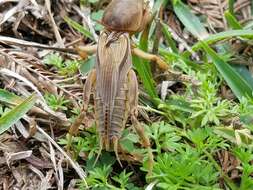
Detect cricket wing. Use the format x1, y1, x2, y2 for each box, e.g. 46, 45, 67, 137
96, 31, 130, 109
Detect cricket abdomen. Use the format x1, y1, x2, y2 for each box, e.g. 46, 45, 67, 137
95, 86, 129, 151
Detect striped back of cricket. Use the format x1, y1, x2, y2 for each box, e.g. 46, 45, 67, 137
95, 31, 132, 151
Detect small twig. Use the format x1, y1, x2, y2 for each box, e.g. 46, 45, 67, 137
45, 0, 64, 47
0, 35, 76, 53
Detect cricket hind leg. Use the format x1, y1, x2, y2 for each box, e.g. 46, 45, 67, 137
127, 69, 154, 175
67, 69, 96, 150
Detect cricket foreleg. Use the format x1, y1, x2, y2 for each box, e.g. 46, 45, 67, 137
68, 69, 96, 149
132, 47, 169, 71
76, 44, 97, 59
127, 69, 154, 175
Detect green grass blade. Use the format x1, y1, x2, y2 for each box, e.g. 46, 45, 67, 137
229, 0, 235, 16
133, 56, 157, 99
159, 48, 202, 70
232, 65, 253, 90
0, 89, 23, 105
64, 16, 94, 40
223, 11, 253, 93
161, 22, 179, 54
173, 0, 208, 39
190, 30, 253, 52
153, 0, 168, 12
133, 25, 158, 99
225, 11, 242, 29
0, 93, 37, 134
201, 42, 253, 100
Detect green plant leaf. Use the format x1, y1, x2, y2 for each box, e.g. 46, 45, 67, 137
91, 10, 104, 31
0, 93, 37, 134
88, 0, 99, 3
232, 65, 253, 90
228, 0, 235, 16
64, 16, 94, 40
152, 0, 169, 13
225, 11, 242, 29
120, 139, 135, 152
223, 12, 253, 99
133, 25, 158, 99
133, 56, 157, 99
161, 22, 179, 54
159, 48, 202, 70
0, 89, 23, 105
214, 127, 253, 146
79, 56, 96, 75
201, 42, 253, 100
190, 30, 253, 53
173, 0, 208, 39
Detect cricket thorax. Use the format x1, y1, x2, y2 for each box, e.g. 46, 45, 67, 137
95, 31, 132, 151
102, 0, 144, 33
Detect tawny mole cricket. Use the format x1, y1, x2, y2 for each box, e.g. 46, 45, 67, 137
69, 0, 153, 166
69, 0, 176, 172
